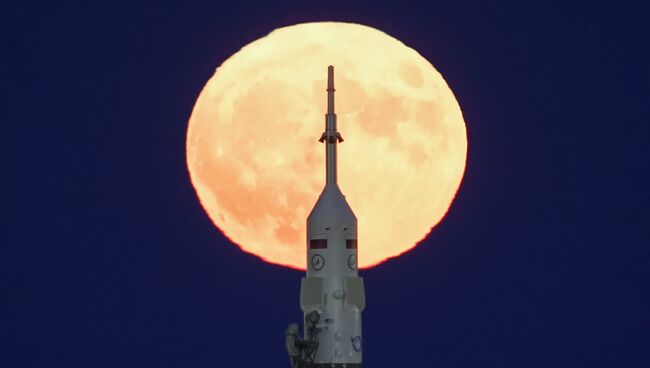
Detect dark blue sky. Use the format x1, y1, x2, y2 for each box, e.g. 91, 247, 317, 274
4, 1, 649, 367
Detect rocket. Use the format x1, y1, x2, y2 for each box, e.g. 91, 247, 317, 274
286, 66, 365, 368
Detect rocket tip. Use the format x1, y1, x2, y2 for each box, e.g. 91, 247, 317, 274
327, 65, 335, 91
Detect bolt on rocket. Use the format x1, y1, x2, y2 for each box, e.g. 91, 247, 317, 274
286, 66, 366, 368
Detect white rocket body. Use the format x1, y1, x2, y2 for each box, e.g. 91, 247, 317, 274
297, 66, 365, 367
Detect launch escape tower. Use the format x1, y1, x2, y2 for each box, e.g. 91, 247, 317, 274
286, 66, 366, 368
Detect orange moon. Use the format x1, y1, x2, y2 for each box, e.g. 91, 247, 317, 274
186, 22, 467, 269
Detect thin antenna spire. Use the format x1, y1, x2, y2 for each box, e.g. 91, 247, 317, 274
319, 65, 343, 185
327, 65, 335, 114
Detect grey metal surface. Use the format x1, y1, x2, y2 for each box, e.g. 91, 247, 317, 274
344, 277, 366, 310
301, 277, 324, 308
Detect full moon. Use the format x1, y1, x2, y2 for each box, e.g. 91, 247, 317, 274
187, 22, 467, 269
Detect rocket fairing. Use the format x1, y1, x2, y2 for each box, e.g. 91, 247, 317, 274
286, 66, 366, 368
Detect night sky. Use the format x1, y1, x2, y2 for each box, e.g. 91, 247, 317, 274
4, 1, 649, 367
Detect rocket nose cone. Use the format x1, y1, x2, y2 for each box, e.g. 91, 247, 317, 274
307, 185, 357, 225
